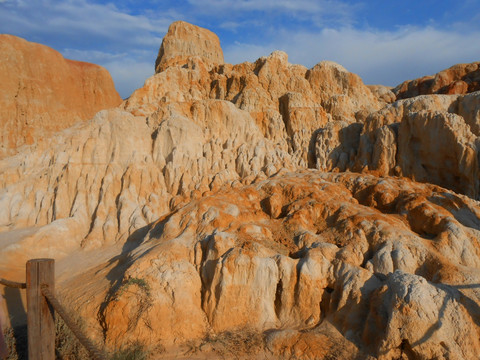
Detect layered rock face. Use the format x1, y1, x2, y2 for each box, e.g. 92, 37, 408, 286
0, 34, 122, 159
1, 21, 480, 360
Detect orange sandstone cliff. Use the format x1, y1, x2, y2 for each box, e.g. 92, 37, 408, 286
0, 34, 122, 159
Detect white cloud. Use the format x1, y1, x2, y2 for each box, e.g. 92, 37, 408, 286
187, 0, 350, 14
104, 60, 153, 100
224, 26, 480, 86
224, 42, 276, 64
62, 49, 128, 63
186, 0, 356, 27
0, 0, 169, 51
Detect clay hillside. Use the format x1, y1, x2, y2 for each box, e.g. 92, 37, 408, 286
1, 21, 480, 359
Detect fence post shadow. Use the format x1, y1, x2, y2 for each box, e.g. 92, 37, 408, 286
4, 286, 28, 359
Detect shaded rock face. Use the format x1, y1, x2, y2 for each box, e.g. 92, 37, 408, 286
155, 21, 224, 73
368, 94, 480, 197
1, 21, 480, 360
394, 62, 480, 99
317, 92, 480, 199
0, 35, 122, 159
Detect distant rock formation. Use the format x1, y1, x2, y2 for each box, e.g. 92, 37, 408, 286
155, 21, 224, 73
394, 62, 480, 99
0, 34, 121, 159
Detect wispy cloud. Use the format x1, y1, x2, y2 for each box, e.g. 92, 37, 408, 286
0, 0, 169, 50
104, 59, 153, 100
186, 0, 357, 29
187, 0, 348, 13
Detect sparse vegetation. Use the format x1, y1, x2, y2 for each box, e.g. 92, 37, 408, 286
55, 316, 90, 360
115, 277, 151, 300
4, 326, 24, 360
2, 304, 102, 360
185, 330, 264, 359
3, 316, 91, 360
4, 318, 159, 360
114, 276, 153, 333
111, 341, 149, 360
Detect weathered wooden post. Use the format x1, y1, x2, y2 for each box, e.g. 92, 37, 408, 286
26, 258, 55, 360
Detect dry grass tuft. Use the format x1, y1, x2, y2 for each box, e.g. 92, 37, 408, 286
185, 330, 264, 359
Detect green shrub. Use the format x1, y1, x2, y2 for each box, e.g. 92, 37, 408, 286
115, 277, 151, 300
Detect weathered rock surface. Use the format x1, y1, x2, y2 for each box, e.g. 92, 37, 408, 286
394, 62, 480, 99
71, 171, 480, 359
313, 92, 480, 199
0, 35, 122, 159
127, 48, 380, 167
353, 93, 480, 199
367, 84, 396, 104
1, 20, 480, 360
0, 101, 294, 275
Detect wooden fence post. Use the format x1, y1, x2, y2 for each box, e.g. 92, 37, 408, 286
26, 258, 55, 360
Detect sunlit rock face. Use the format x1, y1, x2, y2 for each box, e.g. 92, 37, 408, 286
0, 34, 122, 160
1, 20, 480, 360
154, 21, 224, 73
101, 171, 480, 359
394, 62, 480, 99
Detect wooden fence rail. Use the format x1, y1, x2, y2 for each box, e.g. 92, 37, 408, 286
1, 258, 107, 360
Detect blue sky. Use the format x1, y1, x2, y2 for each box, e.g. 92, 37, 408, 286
1, 0, 479, 98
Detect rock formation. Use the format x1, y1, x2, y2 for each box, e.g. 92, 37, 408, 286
69, 171, 480, 359
127, 49, 380, 168
367, 84, 396, 104
155, 21, 224, 73
0, 34, 122, 159
1, 21, 480, 360
394, 62, 480, 99
314, 91, 480, 199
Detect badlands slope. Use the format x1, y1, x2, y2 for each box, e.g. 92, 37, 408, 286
1, 21, 480, 359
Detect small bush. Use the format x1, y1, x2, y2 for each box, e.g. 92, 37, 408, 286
185, 330, 264, 359
114, 277, 153, 333
115, 277, 151, 300
111, 342, 148, 360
